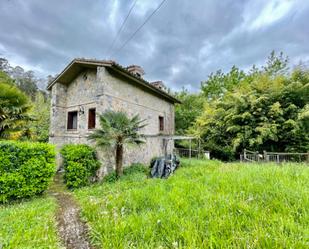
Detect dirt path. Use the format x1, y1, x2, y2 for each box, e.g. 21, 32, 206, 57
48, 174, 94, 249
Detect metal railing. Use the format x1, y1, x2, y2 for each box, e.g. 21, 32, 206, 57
173, 148, 210, 159
241, 149, 309, 164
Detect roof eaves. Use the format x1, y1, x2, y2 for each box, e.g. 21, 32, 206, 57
110, 64, 181, 104
46, 58, 113, 90
46, 58, 181, 104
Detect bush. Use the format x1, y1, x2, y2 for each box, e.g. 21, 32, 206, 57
0, 141, 56, 203
60, 144, 100, 189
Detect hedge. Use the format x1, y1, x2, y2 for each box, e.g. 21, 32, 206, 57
0, 141, 56, 203
60, 144, 100, 189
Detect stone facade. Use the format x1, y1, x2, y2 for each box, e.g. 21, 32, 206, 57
49, 60, 177, 176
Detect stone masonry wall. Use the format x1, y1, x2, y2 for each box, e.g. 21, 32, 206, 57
49, 66, 175, 175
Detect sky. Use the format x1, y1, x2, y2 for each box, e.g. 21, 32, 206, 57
0, 0, 308, 91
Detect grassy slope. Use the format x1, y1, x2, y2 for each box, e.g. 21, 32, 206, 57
0, 197, 62, 249
74, 160, 309, 249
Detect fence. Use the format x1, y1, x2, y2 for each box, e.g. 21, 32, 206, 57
241, 149, 309, 163
173, 148, 210, 159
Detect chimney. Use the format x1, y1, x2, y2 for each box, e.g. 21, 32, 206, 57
126, 65, 145, 78
150, 81, 167, 92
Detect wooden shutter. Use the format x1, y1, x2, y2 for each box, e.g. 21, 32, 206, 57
88, 108, 96, 129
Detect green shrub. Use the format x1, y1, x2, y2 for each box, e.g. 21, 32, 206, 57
60, 144, 100, 189
0, 141, 56, 203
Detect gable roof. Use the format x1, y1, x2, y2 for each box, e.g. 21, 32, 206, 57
47, 58, 180, 104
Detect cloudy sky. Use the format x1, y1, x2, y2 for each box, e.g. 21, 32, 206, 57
0, 0, 308, 91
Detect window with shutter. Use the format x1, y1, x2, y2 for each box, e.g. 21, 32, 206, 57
88, 108, 96, 129
159, 116, 164, 131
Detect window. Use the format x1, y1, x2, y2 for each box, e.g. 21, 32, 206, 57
67, 111, 78, 130
88, 108, 96, 129
159, 116, 164, 131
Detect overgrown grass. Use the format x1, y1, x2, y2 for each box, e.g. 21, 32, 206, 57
74, 159, 309, 248
0, 197, 62, 249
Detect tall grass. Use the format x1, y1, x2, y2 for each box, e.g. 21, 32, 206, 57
0, 197, 62, 249
74, 159, 309, 248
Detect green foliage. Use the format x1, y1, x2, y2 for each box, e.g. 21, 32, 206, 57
176, 52, 309, 160
0, 141, 56, 203
88, 111, 147, 148
0, 73, 32, 139
74, 159, 309, 248
193, 68, 309, 159
60, 144, 100, 189
263, 50, 289, 76
1, 58, 52, 142
104, 163, 148, 183
0, 70, 14, 85
23, 91, 51, 142
0, 58, 38, 100
174, 89, 204, 134
14, 70, 38, 101
0, 197, 61, 248
88, 111, 147, 177
201, 65, 246, 99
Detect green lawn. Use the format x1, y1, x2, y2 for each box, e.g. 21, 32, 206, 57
0, 197, 62, 249
74, 159, 309, 249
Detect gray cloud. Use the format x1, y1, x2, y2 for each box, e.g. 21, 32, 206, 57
0, 0, 308, 91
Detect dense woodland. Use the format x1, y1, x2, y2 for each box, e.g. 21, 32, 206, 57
1, 52, 308, 160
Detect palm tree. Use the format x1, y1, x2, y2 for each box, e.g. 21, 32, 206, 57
0, 81, 31, 139
88, 111, 147, 177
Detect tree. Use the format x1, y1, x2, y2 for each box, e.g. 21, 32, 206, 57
0, 58, 39, 100
0, 71, 14, 85
174, 88, 204, 134
20, 91, 50, 142
201, 66, 246, 99
263, 50, 289, 76
0, 73, 31, 139
193, 68, 309, 160
14, 70, 38, 100
88, 111, 147, 177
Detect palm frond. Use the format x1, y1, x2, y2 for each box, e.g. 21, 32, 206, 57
87, 110, 148, 149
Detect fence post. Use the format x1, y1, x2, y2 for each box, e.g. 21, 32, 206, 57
256, 151, 259, 162
263, 150, 267, 162
189, 139, 192, 160
244, 149, 247, 161
198, 139, 201, 159
276, 154, 280, 164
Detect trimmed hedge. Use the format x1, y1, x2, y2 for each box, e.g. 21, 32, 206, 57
0, 141, 56, 203
60, 144, 100, 189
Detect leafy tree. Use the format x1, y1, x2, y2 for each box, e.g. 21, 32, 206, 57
263, 50, 289, 76
88, 111, 147, 177
174, 88, 204, 134
20, 91, 50, 142
193, 68, 309, 160
0, 58, 52, 141
0, 58, 12, 74
0, 57, 39, 100
0, 72, 31, 139
0, 71, 14, 85
14, 70, 38, 100
201, 66, 246, 99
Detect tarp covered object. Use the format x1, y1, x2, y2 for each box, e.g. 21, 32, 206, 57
150, 154, 180, 178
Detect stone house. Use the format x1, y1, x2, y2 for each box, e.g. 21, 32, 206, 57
47, 58, 180, 175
